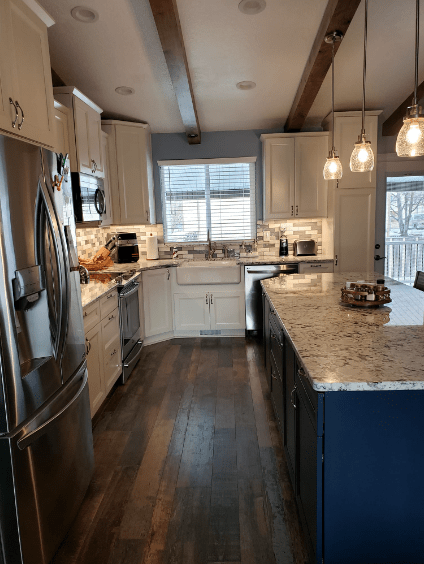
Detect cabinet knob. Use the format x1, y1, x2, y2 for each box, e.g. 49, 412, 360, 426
15, 101, 24, 130
9, 98, 18, 128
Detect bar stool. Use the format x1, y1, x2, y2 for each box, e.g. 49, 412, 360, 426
413, 271, 424, 291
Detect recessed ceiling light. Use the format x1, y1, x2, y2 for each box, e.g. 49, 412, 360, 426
115, 86, 135, 96
236, 81, 256, 90
70, 6, 99, 23
238, 0, 266, 15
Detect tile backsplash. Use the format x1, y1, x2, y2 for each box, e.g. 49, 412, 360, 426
76, 219, 322, 261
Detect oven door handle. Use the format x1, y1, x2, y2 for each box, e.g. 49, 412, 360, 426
119, 282, 139, 299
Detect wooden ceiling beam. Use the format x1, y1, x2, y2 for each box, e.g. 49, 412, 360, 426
382, 81, 424, 136
148, 0, 201, 144
284, 0, 362, 132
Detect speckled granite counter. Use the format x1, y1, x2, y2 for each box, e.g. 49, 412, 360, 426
80, 256, 334, 308
262, 271, 424, 392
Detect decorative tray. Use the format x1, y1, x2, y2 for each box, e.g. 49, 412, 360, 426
340, 283, 392, 308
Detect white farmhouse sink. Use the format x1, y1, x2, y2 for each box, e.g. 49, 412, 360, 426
176, 261, 241, 284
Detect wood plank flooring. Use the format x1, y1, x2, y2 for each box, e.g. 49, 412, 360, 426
52, 337, 310, 564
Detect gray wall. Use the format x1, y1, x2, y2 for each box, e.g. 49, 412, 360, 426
151, 128, 284, 223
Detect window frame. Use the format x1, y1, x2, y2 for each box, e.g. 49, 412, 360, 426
158, 157, 257, 244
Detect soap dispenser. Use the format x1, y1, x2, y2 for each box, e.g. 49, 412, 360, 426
279, 227, 288, 257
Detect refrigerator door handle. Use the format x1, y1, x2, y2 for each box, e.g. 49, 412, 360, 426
37, 174, 70, 364
16, 369, 88, 450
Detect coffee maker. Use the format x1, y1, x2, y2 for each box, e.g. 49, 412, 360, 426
107, 232, 139, 263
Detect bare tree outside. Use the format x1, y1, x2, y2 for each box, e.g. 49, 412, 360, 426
388, 191, 424, 236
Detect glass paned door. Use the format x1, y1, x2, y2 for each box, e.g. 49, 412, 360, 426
385, 176, 424, 284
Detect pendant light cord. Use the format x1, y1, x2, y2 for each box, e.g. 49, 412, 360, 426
332, 35, 335, 152
361, 0, 368, 134
414, 0, 420, 106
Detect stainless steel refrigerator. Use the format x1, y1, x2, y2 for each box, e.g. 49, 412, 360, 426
0, 135, 94, 564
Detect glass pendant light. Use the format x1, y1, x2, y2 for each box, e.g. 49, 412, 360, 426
396, 0, 424, 157
350, 0, 374, 172
323, 32, 343, 180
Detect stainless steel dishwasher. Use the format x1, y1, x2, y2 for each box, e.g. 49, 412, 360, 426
245, 263, 299, 333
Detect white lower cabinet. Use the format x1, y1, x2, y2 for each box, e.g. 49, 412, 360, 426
174, 290, 245, 333
84, 292, 122, 417
143, 268, 173, 339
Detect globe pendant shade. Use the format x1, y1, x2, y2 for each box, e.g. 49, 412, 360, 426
323, 155, 343, 180
350, 136, 374, 172
396, 117, 424, 157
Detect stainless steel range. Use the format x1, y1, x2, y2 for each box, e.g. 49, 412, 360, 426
114, 271, 143, 384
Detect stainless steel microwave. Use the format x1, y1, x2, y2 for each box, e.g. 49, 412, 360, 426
71, 172, 106, 225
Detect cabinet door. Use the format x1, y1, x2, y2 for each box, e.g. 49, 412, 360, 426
334, 115, 379, 189
284, 333, 296, 486
87, 105, 104, 177
143, 269, 173, 337
85, 323, 105, 417
73, 97, 92, 174
0, 0, 15, 134
174, 293, 210, 331
53, 104, 70, 156
101, 305, 121, 394
5, 0, 55, 147
334, 187, 376, 272
115, 125, 150, 224
295, 136, 328, 217
101, 131, 113, 226
263, 137, 295, 220
210, 291, 245, 330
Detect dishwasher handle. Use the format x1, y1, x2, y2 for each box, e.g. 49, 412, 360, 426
246, 268, 298, 274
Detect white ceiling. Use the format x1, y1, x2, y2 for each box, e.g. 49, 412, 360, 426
37, 0, 424, 133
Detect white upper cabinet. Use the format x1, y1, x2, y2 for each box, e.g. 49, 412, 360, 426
53, 101, 71, 156
102, 120, 156, 225
53, 86, 104, 178
262, 132, 328, 220
0, 0, 55, 148
324, 111, 381, 189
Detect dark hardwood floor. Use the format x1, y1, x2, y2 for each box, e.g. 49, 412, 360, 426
52, 338, 310, 564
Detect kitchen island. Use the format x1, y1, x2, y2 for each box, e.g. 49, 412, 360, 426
261, 272, 424, 564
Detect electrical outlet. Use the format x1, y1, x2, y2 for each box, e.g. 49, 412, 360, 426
264, 231, 270, 241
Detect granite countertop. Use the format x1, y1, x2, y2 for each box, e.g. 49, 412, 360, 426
80, 255, 335, 308
262, 271, 424, 392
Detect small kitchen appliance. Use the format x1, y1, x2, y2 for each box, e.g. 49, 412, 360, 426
293, 239, 317, 256
107, 232, 139, 263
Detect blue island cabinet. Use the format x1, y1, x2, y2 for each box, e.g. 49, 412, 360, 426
265, 302, 424, 564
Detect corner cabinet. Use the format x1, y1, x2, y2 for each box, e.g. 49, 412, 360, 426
261, 133, 329, 220
0, 0, 55, 148
102, 120, 156, 225
53, 86, 104, 178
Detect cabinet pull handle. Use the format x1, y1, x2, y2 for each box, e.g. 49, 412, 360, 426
84, 311, 88, 317
295, 205, 298, 216
167, 269, 170, 280
210, 294, 213, 304
206, 293, 209, 305
15, 101, 24, 130
9, 98, 18, 128
146, 210, 149, 222
85, 338, 91, 355
291, 205, 294, 216
290, 386, 297, 408
335, 254, 338, 266
271, 367, 278, 380
297, 367, 305, 378
110, 349, 117, 357
107, 293, 114, 299
108, 314, 115, 321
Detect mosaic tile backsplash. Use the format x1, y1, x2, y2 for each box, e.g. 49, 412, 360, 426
76, 220, 323, 261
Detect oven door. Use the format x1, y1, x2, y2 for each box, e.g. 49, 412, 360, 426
119, 280, 141, 360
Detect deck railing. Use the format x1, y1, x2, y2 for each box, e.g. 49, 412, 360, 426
385, 238, 424, 284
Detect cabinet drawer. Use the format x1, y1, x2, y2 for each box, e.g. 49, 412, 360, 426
101, 307, 120, 348
298, 262, 334, 274
83, 300, 100, 333
100, 288, 119, 320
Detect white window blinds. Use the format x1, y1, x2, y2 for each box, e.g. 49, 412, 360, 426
159, 158, 256, 243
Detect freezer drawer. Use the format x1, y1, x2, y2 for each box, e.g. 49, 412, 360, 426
1, 363, 94, 564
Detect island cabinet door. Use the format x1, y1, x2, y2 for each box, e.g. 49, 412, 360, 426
284, 334, 296, 486
295, 368, 323, 564
269, 320, 284, 434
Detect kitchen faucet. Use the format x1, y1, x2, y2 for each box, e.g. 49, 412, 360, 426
207, 229, 216, 260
